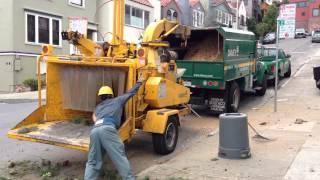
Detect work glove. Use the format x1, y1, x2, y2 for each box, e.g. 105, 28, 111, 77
137, 73, 145, 83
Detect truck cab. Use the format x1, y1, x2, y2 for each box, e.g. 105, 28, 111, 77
257, 46, 292, 83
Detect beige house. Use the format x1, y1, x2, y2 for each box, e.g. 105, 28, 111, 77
0, 0, 98, 92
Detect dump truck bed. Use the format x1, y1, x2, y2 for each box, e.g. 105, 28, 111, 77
176, 27, 256, 90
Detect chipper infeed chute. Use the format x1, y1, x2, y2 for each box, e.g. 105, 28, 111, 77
7, 59, 136, 151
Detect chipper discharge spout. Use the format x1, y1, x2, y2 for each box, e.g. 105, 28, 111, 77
7, 19, 191, 154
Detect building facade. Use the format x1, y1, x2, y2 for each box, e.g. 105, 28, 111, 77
201, 0, 234, 27
228, 0, 247, 30
0, 0, 98, 92
189, 0, 206, 28
97, 0, 155, 43
289, 0, 320, 32
160, 0, 183, 23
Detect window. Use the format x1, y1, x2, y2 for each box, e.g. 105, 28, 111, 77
27, 14, 35, 42
313, 8, 319, 16
216, 10, 229, 25
69, 0, 85, 8
240, 15, 245, 26
25, 12, 61, 46
38, 17, 49, 44
217, 10, 223, 23
125, 5, 150, 29
223, 13, 227, 24
296, 1, 307, 8
144, 11, 150, 28
302, 12, 305, 16
193, 10, 204, 27
173, 11, 178, 21
52, 20, 60, 45
167, 10, 172, 20
132, 7, 143, 27
166, 9, 178, 21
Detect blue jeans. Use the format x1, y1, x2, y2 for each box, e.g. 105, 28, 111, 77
84, 125, 134, 180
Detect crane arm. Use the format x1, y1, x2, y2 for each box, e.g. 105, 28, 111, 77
62, 31, 105, 57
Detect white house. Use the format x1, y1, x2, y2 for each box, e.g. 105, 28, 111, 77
227, 0, 247, 30
97, 0, 156, 43
238, 0, 247, 30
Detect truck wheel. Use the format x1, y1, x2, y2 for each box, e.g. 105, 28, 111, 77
284, 64, 291, 78
256, 75, 267, 96
152, 116, 179, 155
227, 82, 240, 112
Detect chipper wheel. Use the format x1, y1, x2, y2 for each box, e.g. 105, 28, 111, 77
152, 116, 179, 155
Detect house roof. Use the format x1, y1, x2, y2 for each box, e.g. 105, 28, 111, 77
189, 0, 200, 7
211, 0, 233, 13
212, 0, 226, 6
161, 0, 182, 12
228, 2, 239, 9
131, 0, 153, 7
161, 0, 172, 6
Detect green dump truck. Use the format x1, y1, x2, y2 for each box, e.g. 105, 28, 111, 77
175, 27, 267, 113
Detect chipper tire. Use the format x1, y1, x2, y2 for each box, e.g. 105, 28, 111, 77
256, 75, 267, 96
152, 116, 179, 155
226, 81, 240, 113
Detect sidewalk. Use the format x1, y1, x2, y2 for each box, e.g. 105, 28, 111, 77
0, 90, 45, 103
137, 58, 320, 179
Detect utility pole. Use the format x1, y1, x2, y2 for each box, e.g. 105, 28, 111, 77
274, 18, 283, 112
236, 0, 239, 29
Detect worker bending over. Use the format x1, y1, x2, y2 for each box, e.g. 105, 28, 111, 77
84, 80, 143, 180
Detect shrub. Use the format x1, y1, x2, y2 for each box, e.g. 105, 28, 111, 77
23, 79, 38, 91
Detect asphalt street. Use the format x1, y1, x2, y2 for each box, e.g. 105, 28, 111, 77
0, 37, 319, 179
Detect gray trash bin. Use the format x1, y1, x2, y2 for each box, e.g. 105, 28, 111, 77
218, 113, 251, 159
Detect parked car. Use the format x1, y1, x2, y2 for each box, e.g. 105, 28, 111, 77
305, 30, 311, 36
311, 30, 320, 43
294, 28, 306, 38
257, 47, 291, 84
262, 32, 276, 44
313, 65, 320, 90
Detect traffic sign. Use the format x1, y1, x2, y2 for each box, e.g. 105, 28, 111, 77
278, 20, 285, 26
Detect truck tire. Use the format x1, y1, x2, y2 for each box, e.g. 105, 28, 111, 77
227, 82, 240, 113
256, 75, 267, 96
284, 64, 291, 78
152, 116, 179, 155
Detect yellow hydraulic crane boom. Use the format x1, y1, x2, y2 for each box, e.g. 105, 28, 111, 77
61, 0, 135, 58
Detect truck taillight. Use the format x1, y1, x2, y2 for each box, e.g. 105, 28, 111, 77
271, 65, 275, 73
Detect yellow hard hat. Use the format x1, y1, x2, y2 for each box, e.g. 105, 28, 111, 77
98, 86, 113, 96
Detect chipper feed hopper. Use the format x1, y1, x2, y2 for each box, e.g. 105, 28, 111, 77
7, 0, 190, 155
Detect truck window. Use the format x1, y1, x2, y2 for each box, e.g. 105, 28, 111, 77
263, 49, 277, 56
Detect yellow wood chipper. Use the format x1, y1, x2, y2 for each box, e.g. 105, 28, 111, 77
7, 0, 191, 155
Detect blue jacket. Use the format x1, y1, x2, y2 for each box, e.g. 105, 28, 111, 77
94, 82, 142, 129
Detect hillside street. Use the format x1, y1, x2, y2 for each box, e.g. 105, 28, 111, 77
0, 37, 320, 179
